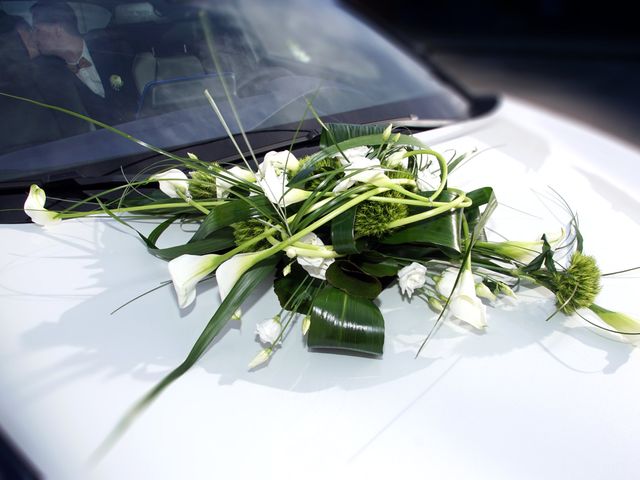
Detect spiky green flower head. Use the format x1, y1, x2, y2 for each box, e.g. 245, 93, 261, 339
298, 155, 342, 191
353, 156, 414, 238
188, 164, 219, 199
231, 219, 270, 251
554, 251, 602, 314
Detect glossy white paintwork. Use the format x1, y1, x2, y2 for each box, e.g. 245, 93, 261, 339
1, 97, 639, 479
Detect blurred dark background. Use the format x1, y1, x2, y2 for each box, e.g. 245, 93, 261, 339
344, 0, 640, 147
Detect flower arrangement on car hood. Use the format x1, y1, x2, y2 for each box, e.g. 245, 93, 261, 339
21, 119, 640, 455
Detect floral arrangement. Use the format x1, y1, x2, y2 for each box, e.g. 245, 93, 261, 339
21, 114, 640, 454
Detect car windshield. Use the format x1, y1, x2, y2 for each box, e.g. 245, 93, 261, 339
0, 0, 469, 182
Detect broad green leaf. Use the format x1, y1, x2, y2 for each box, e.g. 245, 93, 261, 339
96, 254, 280, 458
273, 263, 322, 313
149, 230, 236, 260
331, 207, 361, 254
325, 260, 382, 299
359, 259, 400, 277
308, 286, 384, 355
381, 210, 462, 255
190, 197, 272, 242
320, 123, 387, 148
465, 187, 496, 242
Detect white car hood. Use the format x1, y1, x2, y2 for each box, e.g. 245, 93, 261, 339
1, 97, 639, 480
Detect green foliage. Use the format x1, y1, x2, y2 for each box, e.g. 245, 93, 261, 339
354, 193, 408, 238
299, 155, 342, 190
189, 170, 218, 199
554, 251, 602, 314
308, 286, 385, 355
231, 219, 270, 251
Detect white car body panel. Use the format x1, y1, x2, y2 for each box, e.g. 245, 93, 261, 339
1, 97, 639, 479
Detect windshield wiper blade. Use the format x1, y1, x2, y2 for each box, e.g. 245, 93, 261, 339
366, 116, 454, 129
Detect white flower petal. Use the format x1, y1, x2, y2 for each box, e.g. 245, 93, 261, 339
24, 185, 61, 226
255, 316, 282, 345
152, 169, 190, 198
397, 262, 427, 297
292, 233, 335, 280
216, 251, 264, 301
337, 146, 370, 166
333, 156, 390, 193
436, 267, 487, 329
168, 253, 221, 308
215, 166, 256, 198
261, 150, 299, 174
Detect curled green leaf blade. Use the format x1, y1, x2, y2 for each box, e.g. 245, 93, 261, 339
308, 286, 384, 355
325, 260, 382, 299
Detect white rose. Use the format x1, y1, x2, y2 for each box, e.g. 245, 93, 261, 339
287, 232, 335, 280
397, 262, 427, 297
255, 316, 282, 345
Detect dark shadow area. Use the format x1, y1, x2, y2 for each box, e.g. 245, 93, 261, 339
344, 0, 640, 147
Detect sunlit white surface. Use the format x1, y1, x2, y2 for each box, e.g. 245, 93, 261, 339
1, 97, 639, 479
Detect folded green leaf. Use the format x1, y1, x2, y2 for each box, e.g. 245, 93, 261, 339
308, 286, 384, 355
331, 207, 361, 254
325, 260, 382, 299
381, 209, 461, 255
320, 123, 387, 148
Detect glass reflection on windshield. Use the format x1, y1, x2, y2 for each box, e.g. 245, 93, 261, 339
0, 0, 468, 181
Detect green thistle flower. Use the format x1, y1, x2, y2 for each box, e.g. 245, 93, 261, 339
299, 155, 342, 191
231, 219, 270, 251
554, 251, 602, 314
354, 191, 408, 238
189, 170, 217, 199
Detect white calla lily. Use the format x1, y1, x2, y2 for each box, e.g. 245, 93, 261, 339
216, 251, 265, 301
215, 166, 256, 199
333, 156, 391, 193
436, 267, 487, 330
24, 185, 61, 226
477, 229, 565, 264
286, 232, 335, 280
256, 161, 309, 207
260, 150, 299, 175
152, 169, 190, 198
168, 253, 222, 308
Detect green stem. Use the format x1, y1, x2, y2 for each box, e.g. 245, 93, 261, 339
178, 190, 211, 215
385, 193, 469, 229
58, 201, 224, 218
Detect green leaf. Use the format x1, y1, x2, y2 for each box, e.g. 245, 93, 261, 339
359, 259, 400, 277
325, 260, 382, 299
381, 210, 462, 255
95, 254, 280, 459
465, 187, 496, 242
273, 263, 321, 313
331, 207, 361, 254
190, 197, 272, 242
320, 123, 387, 148
308, 286, 385, 355
149, 229, 236, 260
